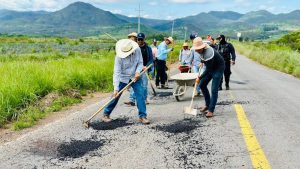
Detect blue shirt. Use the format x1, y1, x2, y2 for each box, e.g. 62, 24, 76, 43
113, 48, 143, 91
157, 41, 172, 61
190, 49, 202, 66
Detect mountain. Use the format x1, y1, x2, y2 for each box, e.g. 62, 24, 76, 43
0, 1, 299, 39
36, 2, 127, 26
208, 11, 243, 20
238, 10, 275, 24
0, 9, 48, 21
115, 14, 168, 27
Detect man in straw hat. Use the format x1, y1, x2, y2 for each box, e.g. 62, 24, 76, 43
128, 32, 137, 42
193, 37, 225, 118
179, 42, 192, 66
156, 36, 174, 88
102, 39, 150, 124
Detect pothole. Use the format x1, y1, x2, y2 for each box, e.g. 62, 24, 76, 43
90, 118, 133, 130
57, 139, 105, 159
152, 119, 203, 134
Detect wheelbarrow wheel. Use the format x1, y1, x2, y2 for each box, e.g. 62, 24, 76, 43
175, 85, 185, 101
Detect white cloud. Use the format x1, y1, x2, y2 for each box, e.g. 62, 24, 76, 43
168, 0, 210, 3
143, 14, 150, 18
166, 15, 174, 20
111, 9, 122, 14
149, 1, 158, 6
0, 0, 133, 11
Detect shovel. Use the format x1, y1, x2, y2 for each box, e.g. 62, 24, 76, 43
146, 73, 157, 96
184, 80, 198, 116
83, 64, 152, 128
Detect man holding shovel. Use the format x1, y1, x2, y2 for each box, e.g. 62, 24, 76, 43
102, 39, 150, 124
193, 37, 225, 118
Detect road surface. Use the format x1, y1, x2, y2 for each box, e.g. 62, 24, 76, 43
0, 54, 299, 169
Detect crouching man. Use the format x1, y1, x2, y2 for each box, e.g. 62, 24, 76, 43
102, 39, 150, 124
193, 37, 225, 118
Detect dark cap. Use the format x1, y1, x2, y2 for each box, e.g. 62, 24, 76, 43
190, 32, 198, 40
137, 33, 145, 40
217, 34, 225, 40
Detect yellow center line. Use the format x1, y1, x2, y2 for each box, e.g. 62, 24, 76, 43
230, 91, 271, 169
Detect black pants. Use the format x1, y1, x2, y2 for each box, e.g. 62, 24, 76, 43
156, 60, 167, 86
220, 60, 231, 87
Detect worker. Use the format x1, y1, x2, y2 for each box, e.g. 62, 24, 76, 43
156, 37, 173, 89
194, 37, 225, 118
102, 39, 150, 124
190, 33, 203, 96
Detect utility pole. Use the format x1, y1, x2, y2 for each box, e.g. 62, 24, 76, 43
171, 20, 175, 37
184, 26, 187, 41
136, 4, 143, 33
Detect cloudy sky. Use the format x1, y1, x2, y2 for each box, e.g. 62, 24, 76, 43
0, 0, 299, 20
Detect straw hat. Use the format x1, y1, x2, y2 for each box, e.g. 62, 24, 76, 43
166, 37, 174, 44
193, 37, 207, 50
115, 39, 139, 58
127, 32, 137, 38
182, 42, 189, 47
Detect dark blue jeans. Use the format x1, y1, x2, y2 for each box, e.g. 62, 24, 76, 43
199, 70, 224, 113
104, 79, 147, 118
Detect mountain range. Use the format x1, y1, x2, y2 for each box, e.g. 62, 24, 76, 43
0, 1, 299, 38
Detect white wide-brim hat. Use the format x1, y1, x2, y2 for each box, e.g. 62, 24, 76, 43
116, 39, 139, 58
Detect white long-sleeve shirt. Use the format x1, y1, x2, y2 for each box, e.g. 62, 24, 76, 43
179, 49, 192, 65
113, 48, 143, 91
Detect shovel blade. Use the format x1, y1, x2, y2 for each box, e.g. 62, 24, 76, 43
184, 107, 197, 116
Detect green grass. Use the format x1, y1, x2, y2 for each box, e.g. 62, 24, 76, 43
233, 41, 300, 77
0, 36, 115, 129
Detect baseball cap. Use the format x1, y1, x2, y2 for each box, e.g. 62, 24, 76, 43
137, 33, 145, 40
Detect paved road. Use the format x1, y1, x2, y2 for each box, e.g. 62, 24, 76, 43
0, 54, 299, 169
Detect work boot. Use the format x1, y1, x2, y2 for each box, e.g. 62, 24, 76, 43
102, 115, 112, 123
199, 106, 208, 112
194, 92, 202, 97
218, 86, 223, 90
205, 111, 214, 118
124, 101, 135, 106
139, 118, 150, 125
226, 86, 230, 90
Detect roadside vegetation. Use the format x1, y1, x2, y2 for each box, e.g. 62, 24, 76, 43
0, 35, 115, 130
0, 35, 183, 130
233, 32, 300, 78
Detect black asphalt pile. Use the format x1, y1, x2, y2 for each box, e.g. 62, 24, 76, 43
149, 91, 174, 104
153, 119, 203, 134
90, 118, 133, 130
57, 139, 105, 159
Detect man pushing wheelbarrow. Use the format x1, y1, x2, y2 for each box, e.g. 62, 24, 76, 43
178, 42, 192, 73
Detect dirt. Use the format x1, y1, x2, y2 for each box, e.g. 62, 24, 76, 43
57, 139, 105, 159
90, 118, 133, 130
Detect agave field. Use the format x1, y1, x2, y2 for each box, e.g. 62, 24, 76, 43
0, 35, 116, 129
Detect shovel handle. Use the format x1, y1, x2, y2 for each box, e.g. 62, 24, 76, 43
84, 64, 152, 124
189, 79, 198, 108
